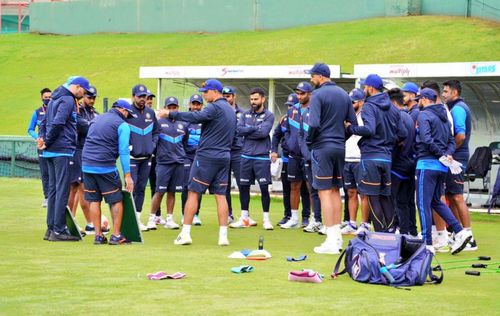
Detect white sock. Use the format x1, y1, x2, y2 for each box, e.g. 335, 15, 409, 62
291, 210, 299, 221
181, 224, 191, 235
349, 220, 357, 226
326, 225, 341, 242
167, 214, 173, 221
437, 230, 448, 245
87, 223, 94, 227
219, 226, 228, 237
263, 212, 270, 222
241, 210, 249, 219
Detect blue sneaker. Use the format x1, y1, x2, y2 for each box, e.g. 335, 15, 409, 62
277, 216, 290, 226
94, 234, 108, 245
109, 234, 131, 245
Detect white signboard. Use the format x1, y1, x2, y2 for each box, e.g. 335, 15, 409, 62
354, 62, 499, 78
139, 65, 341, 79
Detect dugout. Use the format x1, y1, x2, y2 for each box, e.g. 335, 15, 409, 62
354, 61, 500, 207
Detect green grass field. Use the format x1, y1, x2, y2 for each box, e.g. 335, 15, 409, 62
0, 16, 499, 135
1, 177, 499, 315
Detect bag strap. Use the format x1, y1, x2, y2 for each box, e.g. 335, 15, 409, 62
427, 254, 444, 284
331, 248, 347, 279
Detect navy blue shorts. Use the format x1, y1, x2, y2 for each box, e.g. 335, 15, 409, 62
183, 158, 193, 188
358, 159, 392, 196
188, 156, 230, 195
239, 157, 272, 186
83, 171, 122, 204
156, 163, 184, 193
69, 149, 82, 184
311, 147, 344, 190
287, 156, 304, 182
343, 161, 360, 190
445, 169, 465, 195
303, 160, 313, 184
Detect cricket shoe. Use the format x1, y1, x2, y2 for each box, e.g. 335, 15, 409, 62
229, 217, 256, 228
174, 233, 192, 245
450, 229, 472, 255
314, 240, 341, 255
147, 214, 158, 230
94, 234, 108, 245
303, 220, 323, 233
301, 217, 309, 228
354, 222, 371, 235
109, 234, 130, 245
277, 216, 290, 226
463, 238, 478, 252
155, 216, 166, 226
318, 225, 327, 235
164, 219, 180, 230
192, 215, 202, 226
218, 235, 230, 246
433, 243, 450, 253
280, 219, 299, 229
263, 220, 274, 230
41, 199, 48, 208
84, 224, 95, 235
340, 222, 358, 235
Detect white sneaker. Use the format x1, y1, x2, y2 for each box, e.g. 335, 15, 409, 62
218, 235, 230, 246
318, 225, 327, 235
164, 219, 180, 230
192, 215, 202, 226
136, 213, 149, 231
314, 240, 340, 255
280, 219, 299, 229
354, 222, 371, 235
247, 216, 257, 226
450, 229, 472, 255
229, 217, 250, 228
228, 215, 235, 224
155, 216, 166, 225
433, 243, 450, 253
340, 222, 357, 235
263, 220, 274, 230
339, 221, 349, 229
41, 199, 48, 208
174, 233, 192, 245
147, 214, 157, 230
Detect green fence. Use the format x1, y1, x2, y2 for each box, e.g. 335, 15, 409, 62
0, 136, 40, 178
0, 15, 30, 33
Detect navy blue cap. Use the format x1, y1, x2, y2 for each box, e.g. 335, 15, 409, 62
295, 81, 313, 93
415, 88, 437, 102
112, 99, 133, 113
222, 86, 236, 94
164, 96, 179, 106
64, 76, 91, 92
198, 79, 223, 92
360, 74, 384, 90
189, 94, 203, 104
285, 93, 299, 106
307, 63, 330, 78
349, 88, 365, 102
85, 85, 97, 97
132, 84, 148, 96
146, 89, 156, 98
401, 82, 419, 94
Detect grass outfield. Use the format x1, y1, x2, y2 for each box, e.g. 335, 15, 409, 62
0, 178, 499, 315
0, 16, 499, 135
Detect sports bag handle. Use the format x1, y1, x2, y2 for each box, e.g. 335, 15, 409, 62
331, 248, 347, 279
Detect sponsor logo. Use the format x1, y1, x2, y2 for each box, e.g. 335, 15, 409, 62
287, 68, 308, 75
259, 178, 267, 182
175, 186, 183, 190
245, 114, 252, 118
352, 254, 361, 280
163, 70, 181, 76
178, 124, 183, 129
193, 94, 199, 99
388, 65, 411, 77
139, 86, 145, 91
471, 63, 496, 75
161, 124, 168, 127
146, 113, 151, 119
159, 186, 167, 189
221, 67, 244, 77
240, 178, 250, 182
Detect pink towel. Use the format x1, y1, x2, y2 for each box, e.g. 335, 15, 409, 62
288, 270, 323, 283
147, 271, 186, 280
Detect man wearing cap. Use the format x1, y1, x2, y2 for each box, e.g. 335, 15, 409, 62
401, 82, 420, 123
181, 94, 204, 226
158, 79, 236, 246
271, 93, 299, 226
37, 76, 91, 242
222, 86, 244, 223
387, 88, 417, 237
307, 63, 356, 254
146, 89, 156, 108
127, 84, 159, 231
230, 87, 275, 230
28, 87, 51, 208
295, 83, 324, 234
68, 85, 99, 234
442, 79, 477, 251
414, 88, 472, 254
146, 97, 187, 231
340, 88, 365, 235
281, 82, 313, 229
82, 100, 134, 245
347, 74, 406, 235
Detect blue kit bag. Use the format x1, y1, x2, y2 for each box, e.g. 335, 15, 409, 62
332, 232, 443, 287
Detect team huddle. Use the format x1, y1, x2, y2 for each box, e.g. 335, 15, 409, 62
29, 63, 476, 255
